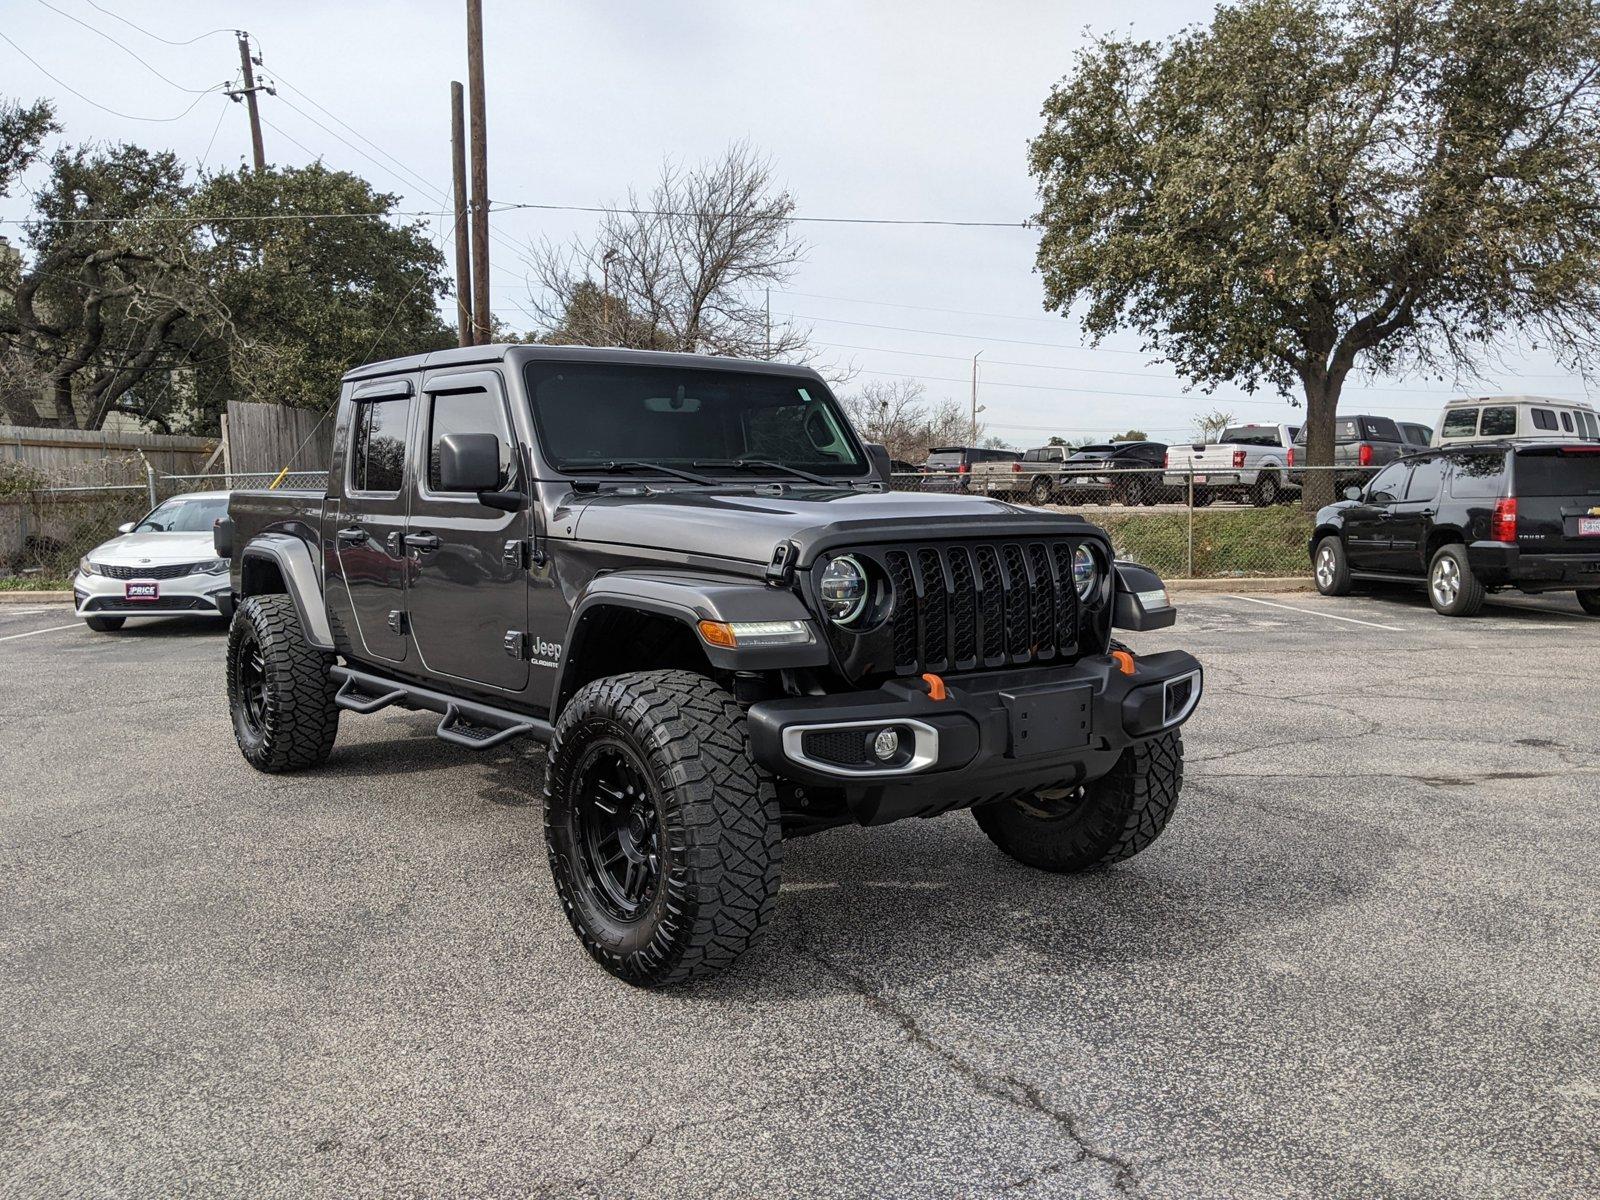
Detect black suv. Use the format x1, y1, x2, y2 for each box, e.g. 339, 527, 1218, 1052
216, 346, 1203, 987
1310, 441, 1600, 615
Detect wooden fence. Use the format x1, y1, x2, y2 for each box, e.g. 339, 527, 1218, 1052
224, 401, 333, 476
1, 425, 218, 484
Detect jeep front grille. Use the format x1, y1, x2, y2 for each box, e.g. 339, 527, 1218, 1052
833, 538, 1092, 678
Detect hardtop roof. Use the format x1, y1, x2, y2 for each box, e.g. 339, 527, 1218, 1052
342, 343, 831, 385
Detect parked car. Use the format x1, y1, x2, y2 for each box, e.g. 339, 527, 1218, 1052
1289, 415, 1410, 491
71, 491, 234, 632
1163, 423, 1299, 506
920, 445, 1021, 492
1433, 395, 1600, 446
976, 441, 1170, 506
1309, 441, 1600, 616
216, 344, 1203, 987
1399, 421, 1434, 448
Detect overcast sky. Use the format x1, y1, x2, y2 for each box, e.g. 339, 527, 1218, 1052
3, 0, 1591, 444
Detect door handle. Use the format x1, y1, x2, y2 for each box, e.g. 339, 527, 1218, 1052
336, 527, 367, 544
403, 532, 441, 552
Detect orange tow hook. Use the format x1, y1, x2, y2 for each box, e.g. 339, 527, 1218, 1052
1110, 649, 1136, 676
920, 672, 948, 701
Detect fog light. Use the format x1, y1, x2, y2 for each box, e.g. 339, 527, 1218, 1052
872, 728, 900, 761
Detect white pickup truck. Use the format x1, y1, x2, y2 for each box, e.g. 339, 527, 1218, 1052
1162, 423, 1300, 507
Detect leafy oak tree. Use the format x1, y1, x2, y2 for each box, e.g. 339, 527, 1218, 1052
1030, 0, 1600, 506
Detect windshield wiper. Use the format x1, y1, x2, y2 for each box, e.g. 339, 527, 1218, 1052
693, 459, 835, 486
574, 460, 719, 486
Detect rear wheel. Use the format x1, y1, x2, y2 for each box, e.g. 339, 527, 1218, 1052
1576, 589, 1600, 615
226, 595, 340, 772
1028, 476, 1054, 506
84, 616, 125, 633
1252, 471, 1281, 507
1428, 544, 1485, 616
1192, 488, 1215, 508
973, 730, 1184, 872
545, 670, 782, 988
1313, 536, 1352, 596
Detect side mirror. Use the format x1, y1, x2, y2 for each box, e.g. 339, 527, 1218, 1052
1342, 485, 1362, 501
438, 432, 505, 493
118, 522, 136, 534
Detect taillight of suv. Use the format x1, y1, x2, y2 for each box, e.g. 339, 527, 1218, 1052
1232, 449, 1247, 469
1491, 496, 1518, 542
1358, 443, 1374, 467
957, 462, 970, 474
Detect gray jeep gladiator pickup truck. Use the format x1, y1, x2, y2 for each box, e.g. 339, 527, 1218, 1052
216, 345, 1203, 987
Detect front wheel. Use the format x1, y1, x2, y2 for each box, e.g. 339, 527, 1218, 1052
1579, 589, 1600, 616
1428, 545, 1485, 616
544, 670, 782, 988
226, 595, 340, 772
84, 615, 125, 633
1313, 535, 1352, 596
973, 730, 1184, 872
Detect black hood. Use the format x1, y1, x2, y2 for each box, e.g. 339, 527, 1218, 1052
566, 485, 1101, 566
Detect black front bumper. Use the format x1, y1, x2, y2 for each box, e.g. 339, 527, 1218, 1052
747, 649, 1202, 825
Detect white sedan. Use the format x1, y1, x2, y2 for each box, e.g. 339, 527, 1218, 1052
72, 491, 234, 632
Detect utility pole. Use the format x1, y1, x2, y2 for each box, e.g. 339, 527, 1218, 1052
449, 81, 473, 348
465, 0, 491, 344
228, 32, 269, 172
764, 288, 772, 357
970, 350, 984, 443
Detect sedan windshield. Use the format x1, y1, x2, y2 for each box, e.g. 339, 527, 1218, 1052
133, 495, 228, 533
524, 362, 868, 478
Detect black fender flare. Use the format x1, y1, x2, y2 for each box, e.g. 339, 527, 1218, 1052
238, 534, 334, 650
553, 571, 829, 705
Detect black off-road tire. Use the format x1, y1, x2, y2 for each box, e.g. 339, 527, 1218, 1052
1313, 535, 1353, 596
226, 595, 340, 773
544, 670, 782, 988
973, 730, 1184, 872
1577, 589, 1600, 616
1427, 544, 1486, 617
84, 616, 125, 632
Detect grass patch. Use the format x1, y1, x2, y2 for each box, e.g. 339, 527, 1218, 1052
1091, 506, 1313, 578
0, 576, 71, 591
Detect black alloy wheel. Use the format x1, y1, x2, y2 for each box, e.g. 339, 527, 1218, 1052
572, 741, 663, 921
233, 626, 269, 740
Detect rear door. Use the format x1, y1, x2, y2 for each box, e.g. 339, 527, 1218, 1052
1511, 447, 1600, 555
1384, 455, 1445, 572
405, 368, 531, 694
332, 377, 418, 664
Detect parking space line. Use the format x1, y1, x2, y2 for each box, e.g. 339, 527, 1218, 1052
1223, 595, 1404, 631
0, 623, 82, 643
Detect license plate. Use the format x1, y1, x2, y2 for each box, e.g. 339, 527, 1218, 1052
125, 582, 159, 601
1192, 475, 1208, 484
1000, 683, 1092, 757
1580, 517, 1600, 536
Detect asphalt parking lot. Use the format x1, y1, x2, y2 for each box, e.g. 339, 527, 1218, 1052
2, 590, 1597, 1199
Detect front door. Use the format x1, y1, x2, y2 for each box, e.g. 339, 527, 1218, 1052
333, 382, 417, 664
405, 370, 530, 693
1342, 460, 1411, 571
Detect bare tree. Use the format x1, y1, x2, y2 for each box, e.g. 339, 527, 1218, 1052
1190, 408, 1236, 444
839, 378, 928, 461
528, 143, 810, 359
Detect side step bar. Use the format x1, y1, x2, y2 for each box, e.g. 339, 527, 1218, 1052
329, 665, 553, 750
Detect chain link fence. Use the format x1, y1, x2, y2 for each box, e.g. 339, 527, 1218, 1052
4, 460, 1373, 589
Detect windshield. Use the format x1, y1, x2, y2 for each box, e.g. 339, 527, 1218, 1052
925, 451, 965, 468
133, 495, 228, 533
524, 362, 867, 478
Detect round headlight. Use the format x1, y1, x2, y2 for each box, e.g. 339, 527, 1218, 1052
819, 555, 868, 624
1072, 545, 1099, 600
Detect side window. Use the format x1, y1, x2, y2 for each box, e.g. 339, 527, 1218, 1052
1022, 449, 1039, 463
1367, 460, 1410, 502
1582, 411, 1599, 440
1450, 453, 1508, 498
427, 388, 513, 492
350, 397, 413, 494
1560, 410, 1574, 433
1364, 416, 1402, 442
1532, 408, 1558, 431
1404, 457, 1445, 502
1479, 406, 1517, 436
1441, 408, 1479, 438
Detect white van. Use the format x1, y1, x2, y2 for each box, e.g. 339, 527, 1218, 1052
1432, 395, 1600, 445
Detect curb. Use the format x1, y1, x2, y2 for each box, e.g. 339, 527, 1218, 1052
1166, 576, 1314, 594
0, 591, 74, 603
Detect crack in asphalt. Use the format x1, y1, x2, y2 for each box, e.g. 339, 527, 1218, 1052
791, 919, 1144, 1197
1192, 767, 1598, 787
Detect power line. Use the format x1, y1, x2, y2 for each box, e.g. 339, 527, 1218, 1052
80, 0, 233, 47
781, 289, 1069, 328
32, 0, 225, 93
491, 201, 1029, 229
0, 30, 226, 122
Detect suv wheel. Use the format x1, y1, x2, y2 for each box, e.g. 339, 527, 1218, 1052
84, 616, 125, 632
1252, 472, 1281, 507
973, 730, 1183, 871
1028, 476, 1054, 506
1313, 535, 1352, 596
1579, 589, 1600, 616
226, 595, 340, 772
544, 670, 782, 988
1428, 544, 1485, 616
